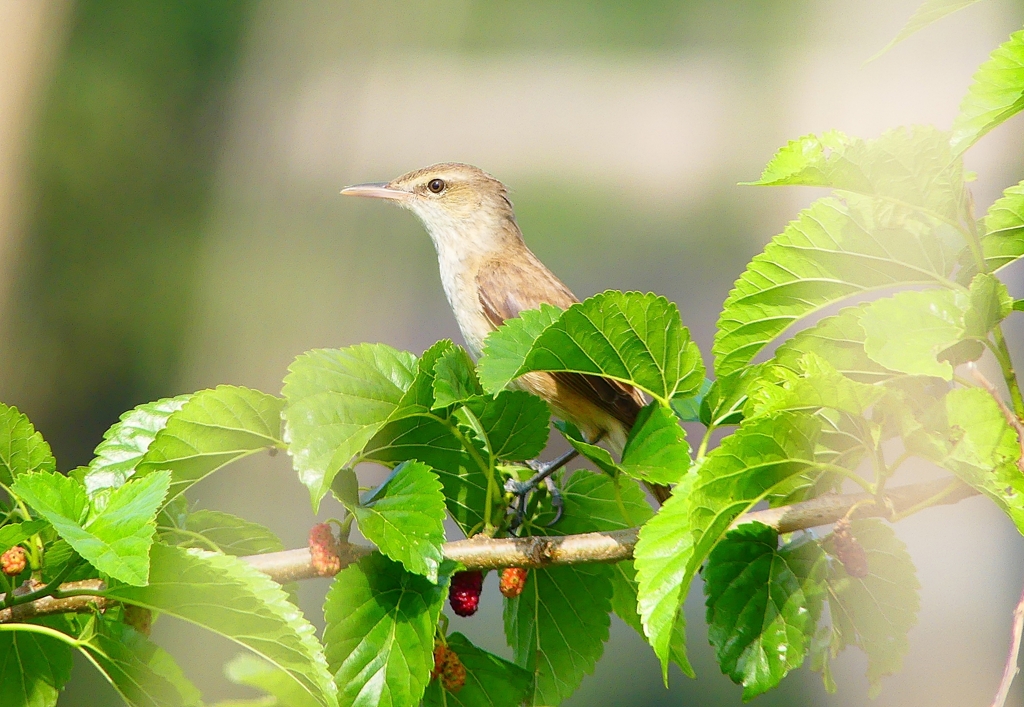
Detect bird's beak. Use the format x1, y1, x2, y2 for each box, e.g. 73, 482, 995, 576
340, 182, 410, 201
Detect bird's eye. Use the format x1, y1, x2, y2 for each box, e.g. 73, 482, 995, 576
427, 178, 445, 193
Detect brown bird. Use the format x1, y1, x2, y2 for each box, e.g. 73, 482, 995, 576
342, 163, 670, 513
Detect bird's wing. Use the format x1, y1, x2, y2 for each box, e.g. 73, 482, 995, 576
476, 255, 646, 430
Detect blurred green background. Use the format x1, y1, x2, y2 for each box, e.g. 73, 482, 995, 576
1, 1, 1023, 705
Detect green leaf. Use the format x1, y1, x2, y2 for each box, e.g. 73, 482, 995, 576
555, 470, 653, 535
924, 387, 1024, 532
431, 346, 482, 409
323, 552, 447, 707
350, 461, 446, 582
86, 395, 191, 495
0, 403, 56, 487
963, 272, 1013, 336
818, 520, 920, 697
360, 415, 489, 537
283, 344, 418, 511
0, 520, 49, 554
79, 616, 203, 707
745, 352, 885, 419
0, 619, 74, 707
477, 304, 563, 394
773, 305, 899, 384
699, 364, 770, 428
421, 633, 532, 707
465, 390, 550, 461
744, 127, 969, 224
481, 292, 705, 405
704, 523, 826, 699
976, 179, 1024, 274
105, 543, 337, 707
504, 563, 613, 706
13, 470, 169, 586
164, 509, 284, 556
555, 421, 622, 477
714, 193, 958, 377
395, 341, 456, 414
671, 378, 712, 422
952, 29, 1024, 153
224, 653, 322, 707
634, 473, 696, 682
861, 289, 969, 380
873, 0, 986, 58
619, 403, 691, 485
136, 386, 284, 506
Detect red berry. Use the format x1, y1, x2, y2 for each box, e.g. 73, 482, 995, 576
499, 567, 528, 598
440, 648, 466, 693
309, 523, 341, 577
449, 570, 484, 616
124, 604, 153, 635
1, 546, 26, 576
832, 518, 869, 578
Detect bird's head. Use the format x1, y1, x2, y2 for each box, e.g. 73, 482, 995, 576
341, 163, 520, 255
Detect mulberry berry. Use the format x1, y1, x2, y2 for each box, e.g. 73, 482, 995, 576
309, 523, 341, 577
832, 518, 869, 578
499, 567, 528, 598
449, 570, 484, 616
440, 648, 466, 693
1, 546, 26, 577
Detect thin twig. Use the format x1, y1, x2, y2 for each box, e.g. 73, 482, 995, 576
0, 476, 977, 623
991, 575, 1024, 707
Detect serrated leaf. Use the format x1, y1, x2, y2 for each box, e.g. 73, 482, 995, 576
671, 378, 712, 422
0, 520, 48, 554
323, 552, 447, 707
431, 346, 482, 409
819, 520, 920, 697
634, 473, 696, 682
360, 415, 489, 537
773, 305, 898, 384
13, 470, 169, 586
745, 352, 885, 419
714, 193, 958, 377
963, 272, 1013, 336
224, 653, 321, 707
0, 619, 74, 707
477, 304, 563, 394
350, 461, 446, 582
79, 616, 203, 707
504, 563, 613, 706
873, 0, 986, 58
861, 289, 968, 380
163, 509, 284, 556
555, 471, 653, 534
745, 127, 969, 224
620, 403, 691, 485
0, 403, 56, 487
699, 364, 770, 428
704, 523, 826, 699
283, 344, 419, 511
136, 386, 284, 506
465, 390, 551, 461
976, 180, 1024, 274
105, 543, 337, 707
421, 633, 532, 707
555, 421, 621, 477
952, 29, 1024, 153
918, 387, 1024, 533
481, 292, 705, 405
86, 395, 191, 495
396, 341, 456, 414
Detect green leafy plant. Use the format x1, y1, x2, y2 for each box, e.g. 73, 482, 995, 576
2, 5, 1024, 706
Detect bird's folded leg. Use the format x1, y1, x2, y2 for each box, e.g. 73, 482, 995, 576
505, 449, 578, 529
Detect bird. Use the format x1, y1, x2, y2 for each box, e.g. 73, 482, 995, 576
341, 163, 671, 515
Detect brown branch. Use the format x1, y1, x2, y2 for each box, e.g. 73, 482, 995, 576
0, 476, 977, 624
991, 576, 1024, 707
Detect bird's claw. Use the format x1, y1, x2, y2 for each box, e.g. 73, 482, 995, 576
544, 477, 564, 526
504, 475, 563, 530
